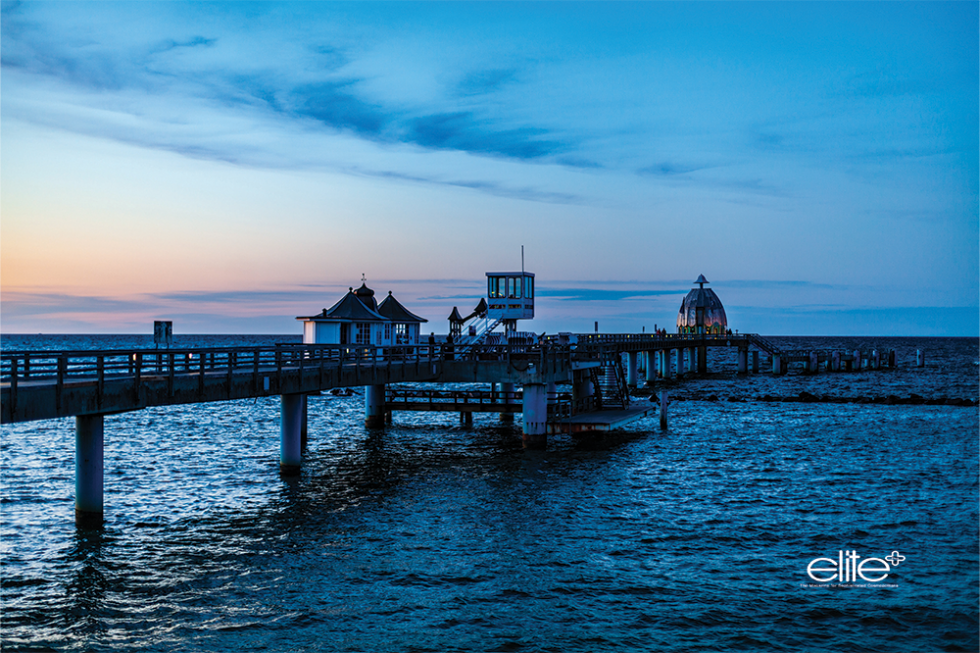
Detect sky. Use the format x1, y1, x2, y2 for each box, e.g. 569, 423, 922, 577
1, 1, 977, 337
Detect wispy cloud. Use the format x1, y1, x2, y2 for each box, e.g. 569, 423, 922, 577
455, 68, 517, 96
0, 4, 578, 184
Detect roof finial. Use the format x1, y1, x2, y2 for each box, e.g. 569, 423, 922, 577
696, 274, 708, 289
361, 273, 366, 283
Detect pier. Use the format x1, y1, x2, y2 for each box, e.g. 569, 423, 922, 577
2, 331, 903, 526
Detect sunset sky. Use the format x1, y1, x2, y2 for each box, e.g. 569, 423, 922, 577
2, 2, 977, 336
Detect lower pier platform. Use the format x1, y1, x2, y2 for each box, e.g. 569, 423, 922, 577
549, 404, 656, 434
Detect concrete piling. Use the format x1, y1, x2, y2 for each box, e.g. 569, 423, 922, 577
75, 414, 104, 527
280, 393, 304, 475
659, 391, 668, 430
645, 351, 657, 386
365, 384, 386, 428
522, 383, 547, 448
916, 350, 925, 367
500, 382, 516, 422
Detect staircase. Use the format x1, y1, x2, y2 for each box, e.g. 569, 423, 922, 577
746, 333, 782, 356
456, 317, 503, 353
590, 355, 630, 410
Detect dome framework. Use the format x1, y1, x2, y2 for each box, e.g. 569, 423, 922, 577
677, 275, 727, 335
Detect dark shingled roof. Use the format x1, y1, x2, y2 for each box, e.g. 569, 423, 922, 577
297, 289, 387, 322
353, 282, 378, 311
378, 292, 428, 323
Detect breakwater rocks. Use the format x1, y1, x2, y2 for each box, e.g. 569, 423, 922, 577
651, 390, 978, 407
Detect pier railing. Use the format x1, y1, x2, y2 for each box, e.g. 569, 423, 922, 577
0, 334, 763, 390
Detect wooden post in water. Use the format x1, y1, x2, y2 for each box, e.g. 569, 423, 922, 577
853, 350, 862, 372
772, 353, 782, 376
916, 350, 925, 367
751, 350, 759, 374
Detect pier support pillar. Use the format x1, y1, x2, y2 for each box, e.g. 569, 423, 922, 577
365, 384, 386, 428
522, 383, 547, 448
75, 414, 104, 527
659, 391, 669, 430
280, 393, 304, 475
460, 411, 473, 425
301, 395, 309, 447
888, 350, 896, 368
809, 351, 819, 374
645, 352, 657, 386
500, 382, 515, 422
676, 348, 685, 376
854, 350, 862, 372
626, 352, 638, 387
916, 350, 924, 367
573, 372, 594, 411
872, 350, 880, 370
698, 345, 707, 374
772, 354, 783, 376
832, 351, 841, 372
751, 350, 759, 373
737, 348, 748, 375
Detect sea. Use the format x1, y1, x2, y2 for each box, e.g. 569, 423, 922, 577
1, 334, 977, 653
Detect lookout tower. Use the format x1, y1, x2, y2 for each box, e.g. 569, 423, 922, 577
677, 274, 727, 335
486, 271, 534, 331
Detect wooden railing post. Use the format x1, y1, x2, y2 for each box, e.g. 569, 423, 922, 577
167, 352, 175, 397
134, 352, 143, 404
55, 355, 67, 414
194, 352, 202, 395
9, 357, 18, 418
97, 356, 105, 409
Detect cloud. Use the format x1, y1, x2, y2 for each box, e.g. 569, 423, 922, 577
1, 4, 585, 202
637, 161, 715, 176
291, 81, 388, 137
405, 112, 563, 160
358, 168, 587, 205
455, 68, 517, 96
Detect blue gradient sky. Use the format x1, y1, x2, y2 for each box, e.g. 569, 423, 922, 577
2, 2, 977, 336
